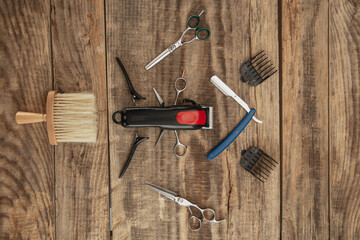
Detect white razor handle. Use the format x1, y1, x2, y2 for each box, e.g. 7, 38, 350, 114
210, 75, 262, 124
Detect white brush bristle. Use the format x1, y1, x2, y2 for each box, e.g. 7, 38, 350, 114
53, 93, 97, 142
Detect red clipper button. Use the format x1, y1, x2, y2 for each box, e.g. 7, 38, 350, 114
176, 110, 206, 125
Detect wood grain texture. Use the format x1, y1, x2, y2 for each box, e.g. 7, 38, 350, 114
0, 1, 55, 239
329, 1, 360, 239
51, 0, 109, 239
282, 0, 329, 239
107, 0, 279, 239
2, 0, 360, 238
230, 0, 280, 239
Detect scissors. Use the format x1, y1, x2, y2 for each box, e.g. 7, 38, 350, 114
145, 10, 211, 70
153, 76, 188, 158
146, 183, 225, 231
173, 77, 188, 157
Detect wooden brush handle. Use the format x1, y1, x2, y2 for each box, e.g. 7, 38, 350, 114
15, 112, 47, 124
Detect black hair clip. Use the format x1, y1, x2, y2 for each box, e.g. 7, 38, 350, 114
119, 133, 149, 178
116, 57, 146, 103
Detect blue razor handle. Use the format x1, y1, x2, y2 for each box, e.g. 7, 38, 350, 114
207, 108, 256, 160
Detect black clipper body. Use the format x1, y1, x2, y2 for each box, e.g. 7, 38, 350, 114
113, 105, 213, 130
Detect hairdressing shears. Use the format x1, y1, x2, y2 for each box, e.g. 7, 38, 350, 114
173, 77, 188, 157
146, 183, 225, 231
145, 10, 210, 70
153, 77, 188, 157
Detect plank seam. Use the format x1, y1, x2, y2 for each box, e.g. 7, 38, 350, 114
327, 0, 331, 238
226, 155, 232, 237
103, 0, 112, 238
248, 3, 252, 56
278, 0, 283, 239
49, 0, 56, 238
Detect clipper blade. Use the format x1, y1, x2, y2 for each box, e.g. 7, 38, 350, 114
240, 50, 277, 86
240, 147, 278, 182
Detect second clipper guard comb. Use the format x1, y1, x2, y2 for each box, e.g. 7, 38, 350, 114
240, 147, 278, 182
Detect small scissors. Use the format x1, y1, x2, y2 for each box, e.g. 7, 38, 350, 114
145, 10, 211, 70
153, 76, 188, 158
173, 77, 188, 157
146, 183, 225, 231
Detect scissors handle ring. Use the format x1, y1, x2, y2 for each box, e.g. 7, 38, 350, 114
188, 215, 202, 231
173, 77, 187, 105
201, 208, 217, 222
187, 15, 201, 29
174, 77, 187, 92
174, 142, 187, 158
196, 28, 211, 41
174, 130, 187, 158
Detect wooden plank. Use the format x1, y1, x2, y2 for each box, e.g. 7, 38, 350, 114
107, 0, 280, 239
281, 0, 329, 238
329, 1, 360, 239
0, 1, 55, 239
106, 1, 195, 238
227, 0, 281, 239
50, 0, 109, 239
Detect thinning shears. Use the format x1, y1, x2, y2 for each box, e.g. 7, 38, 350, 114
146, 183, 225, 231
145, 10, 210, 70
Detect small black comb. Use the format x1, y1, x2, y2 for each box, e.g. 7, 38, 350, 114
240, 147, 278, 182
240, 50, 277, 86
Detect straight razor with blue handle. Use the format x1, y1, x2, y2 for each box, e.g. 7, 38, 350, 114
207, 75, 261, 160
207, 109, 255, 160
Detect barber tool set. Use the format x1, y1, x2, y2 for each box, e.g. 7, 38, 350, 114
15, 9, 279, 232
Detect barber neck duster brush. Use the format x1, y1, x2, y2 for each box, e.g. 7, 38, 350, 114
15, 91, 97, 145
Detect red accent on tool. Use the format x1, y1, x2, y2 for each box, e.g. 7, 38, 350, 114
176, 110, 206, 125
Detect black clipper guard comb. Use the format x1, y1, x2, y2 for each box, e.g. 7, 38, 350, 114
240, 147, 278, 182
240, 50, 277, 86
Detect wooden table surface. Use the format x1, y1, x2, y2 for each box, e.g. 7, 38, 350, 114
0, 0, 359, 239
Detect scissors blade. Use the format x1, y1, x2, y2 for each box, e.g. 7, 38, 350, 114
145, 183, 179, 202
145, 47, 172, 70
153, 88, 165, 106
154, 129, 165, 148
